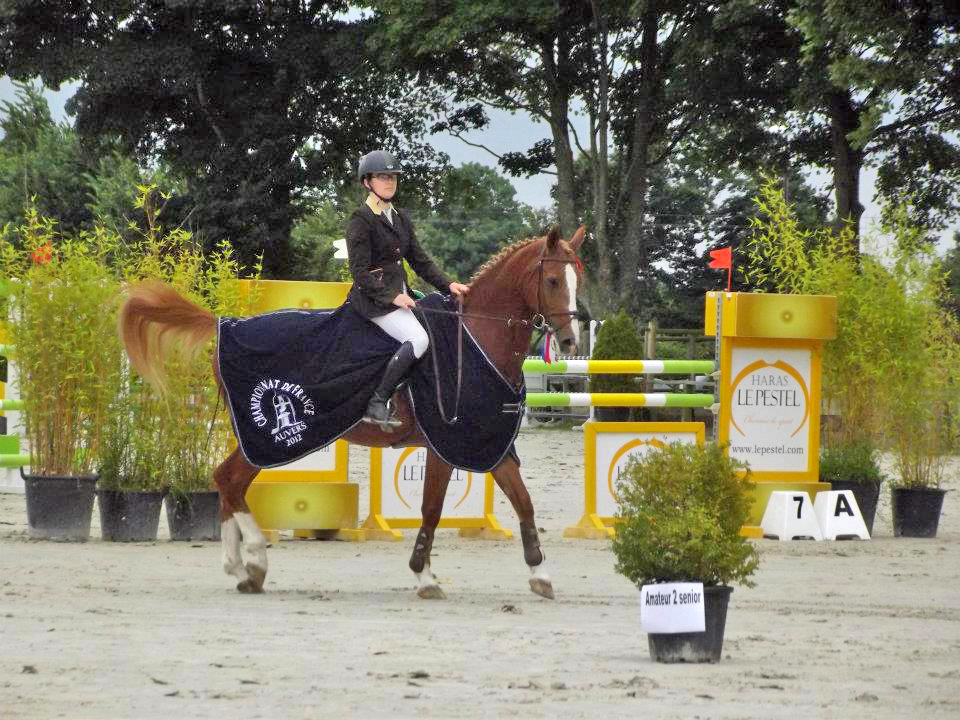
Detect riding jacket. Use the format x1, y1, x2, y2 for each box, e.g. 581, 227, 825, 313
345, 194, 451, 319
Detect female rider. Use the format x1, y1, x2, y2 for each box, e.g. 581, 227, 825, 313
346, 150, 470, 427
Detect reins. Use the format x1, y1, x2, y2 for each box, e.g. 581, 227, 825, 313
413, 255, 584, 425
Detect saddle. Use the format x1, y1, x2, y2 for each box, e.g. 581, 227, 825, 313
216, 294, 524, 472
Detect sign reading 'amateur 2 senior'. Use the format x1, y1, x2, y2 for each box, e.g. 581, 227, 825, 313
726, 346, 812, 473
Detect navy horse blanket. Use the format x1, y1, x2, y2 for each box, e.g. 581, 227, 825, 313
217, 293, 524, 472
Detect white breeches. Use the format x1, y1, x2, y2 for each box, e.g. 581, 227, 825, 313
371, 307, 429, 358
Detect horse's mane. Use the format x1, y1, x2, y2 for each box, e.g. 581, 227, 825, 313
469, 235, 543, 285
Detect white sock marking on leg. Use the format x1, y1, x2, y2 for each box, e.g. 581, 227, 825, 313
529, 557, 550, 582
221, 516, 249, 581
416, 562, 437, 590
234, 511, 268, 573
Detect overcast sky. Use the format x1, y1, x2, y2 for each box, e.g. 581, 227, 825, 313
2, 74, 954, 253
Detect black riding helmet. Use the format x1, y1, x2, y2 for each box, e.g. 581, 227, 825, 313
358, 150, 402, 182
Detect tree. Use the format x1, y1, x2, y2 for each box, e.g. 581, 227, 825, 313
287, 201, 349, 283
372, 1, 800, 315
787, 0, 960, 242
1, 1, 446, 277
0, 82, 95, 232
415, 163, 542, 280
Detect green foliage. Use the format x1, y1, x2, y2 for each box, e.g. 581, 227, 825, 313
0, 184, 256, 490
2, 2, 448, 278
416, 163, 542, 280
787, 0, 960, 233
819, 441, 882, 486
288, 202, 347, 282
0, 82, 97, 233
612, 443, 759, 588
0, 205, 122, 476
744, 176, 960, 488
589, 312, 644, 395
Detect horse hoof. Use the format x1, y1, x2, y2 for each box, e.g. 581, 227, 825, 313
236, 578, 263, 594
237, 563, 266, 593
529, 577, 555, 600
417, 584, 446, 600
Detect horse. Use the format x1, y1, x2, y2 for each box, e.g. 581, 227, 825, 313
119, 224, 586, 599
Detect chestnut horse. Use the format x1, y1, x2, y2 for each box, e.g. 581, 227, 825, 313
119, 225, 585, 599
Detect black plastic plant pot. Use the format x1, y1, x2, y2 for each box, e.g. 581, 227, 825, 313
24, 474, 97, 541
96, 490, 165, 542
647, 585, 733, 663
830, 480, 881, 535
892, 487, 947, 538
165, 491, 221, 541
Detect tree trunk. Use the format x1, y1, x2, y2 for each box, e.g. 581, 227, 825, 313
541, 39, 578, 237
619, 3, 660, 312
590, 2, 613, 314
827, 89, 864, 248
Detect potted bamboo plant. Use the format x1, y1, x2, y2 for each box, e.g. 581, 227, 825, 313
612, 442, 759, 663
161, 349, 228, 542
95, 369, 167, 541
0, 207, 122, 541
887, 401, 950, 538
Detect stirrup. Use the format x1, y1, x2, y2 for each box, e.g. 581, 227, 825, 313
363, 399, 403, 432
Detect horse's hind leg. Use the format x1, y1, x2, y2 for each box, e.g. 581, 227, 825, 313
491, 455, 554, 599
215, 448, 267, 593
408, 450, 453, 600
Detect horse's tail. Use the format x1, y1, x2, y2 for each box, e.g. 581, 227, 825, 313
119, 280, 217, 395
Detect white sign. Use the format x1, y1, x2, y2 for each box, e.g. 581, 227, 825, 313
760, 491, 824, 541
594, 431, 700, 517
332, 238, 348, 260
727, 346, 812, 472
640, 582, 706, 634
814, 490, 870, 540
378, 446, 484, 519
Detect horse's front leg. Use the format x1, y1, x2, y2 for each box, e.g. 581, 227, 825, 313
491, 455, 554, 599
215, 448, 267, 593
409, 450, 452, 599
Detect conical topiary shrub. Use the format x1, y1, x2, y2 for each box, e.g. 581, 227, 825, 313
591, 311, 645, 420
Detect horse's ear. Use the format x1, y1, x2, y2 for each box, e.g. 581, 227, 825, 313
569, 225, 586, 251
545, 225, 562, 252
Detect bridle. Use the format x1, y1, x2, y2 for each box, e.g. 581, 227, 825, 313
415, 254, 584, 425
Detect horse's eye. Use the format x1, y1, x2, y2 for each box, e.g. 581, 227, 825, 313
547, 277, 560, 288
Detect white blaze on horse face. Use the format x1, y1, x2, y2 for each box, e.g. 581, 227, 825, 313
564, 263, 580, 346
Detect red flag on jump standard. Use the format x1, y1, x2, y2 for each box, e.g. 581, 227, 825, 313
708, 246, 733, 291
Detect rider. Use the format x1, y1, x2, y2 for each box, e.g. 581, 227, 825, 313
346, 150, 470, 427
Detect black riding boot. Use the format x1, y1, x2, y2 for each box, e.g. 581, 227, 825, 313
363, 341, 418, 430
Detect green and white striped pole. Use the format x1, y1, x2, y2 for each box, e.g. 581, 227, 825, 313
524, 392, 714, 408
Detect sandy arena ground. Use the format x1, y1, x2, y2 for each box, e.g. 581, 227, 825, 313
1, 425, 958, 719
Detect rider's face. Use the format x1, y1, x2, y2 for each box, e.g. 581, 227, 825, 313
367, 173, 398, 200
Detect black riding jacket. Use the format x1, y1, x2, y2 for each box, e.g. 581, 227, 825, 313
345, 195, 451, 319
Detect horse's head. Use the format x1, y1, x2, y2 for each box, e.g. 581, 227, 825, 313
521, 225, 586, 355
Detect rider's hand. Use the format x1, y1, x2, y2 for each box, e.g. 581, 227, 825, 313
393, 293, 416, 309
448, 282, 470, 297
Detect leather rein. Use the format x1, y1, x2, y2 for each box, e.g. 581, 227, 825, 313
414, 257, 583, 425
